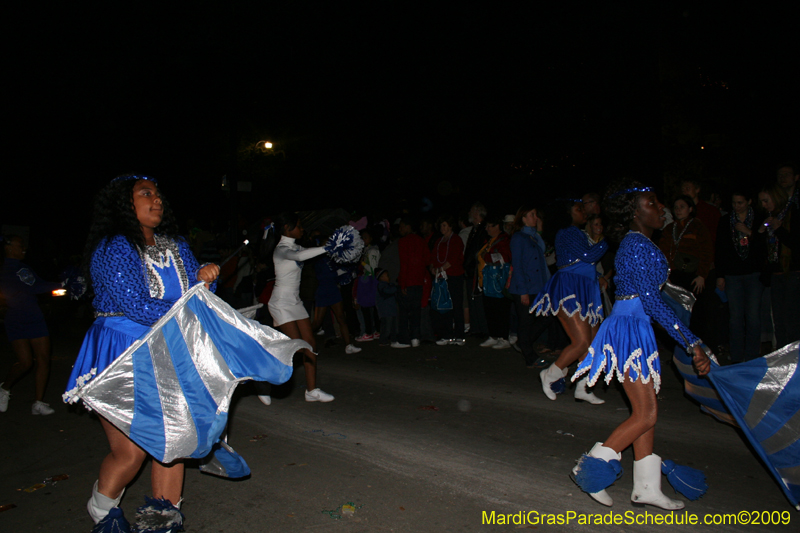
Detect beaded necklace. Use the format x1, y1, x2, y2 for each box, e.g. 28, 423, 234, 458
730, 207, 753, 260
669, 218, 694, 261
436, 233, 452, 265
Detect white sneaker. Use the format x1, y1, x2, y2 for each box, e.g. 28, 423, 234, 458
0, 384, 9, 413
411, 339, 420, 348
479, 337, 498, 348
450, 338, 466, 346
258, 395, 272, 406
391, 341, 411, 348
32, 401, 54, 415
305, 388, 334, 402
345, 344, 362, 354
435, 338, 450, 346
315, 329, 325, 336
492, 338, 512, 350
508, 334, 518, 345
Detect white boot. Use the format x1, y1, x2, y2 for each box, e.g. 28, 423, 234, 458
87, 480, 124, 524
540, 364, 563, 400
574, 376, 605, 405
631, 454, 685, 510
572, 442, 621, 506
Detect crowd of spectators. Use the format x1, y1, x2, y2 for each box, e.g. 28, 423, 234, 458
204, 161, 799, 368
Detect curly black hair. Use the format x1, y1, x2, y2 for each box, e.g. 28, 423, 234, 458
82, 175, 181, 286
602, 178, 651, 243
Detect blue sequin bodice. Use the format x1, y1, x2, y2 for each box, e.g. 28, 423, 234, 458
614, 232, 699, 347
90, 235, 208, 326
554, 225, 608, 267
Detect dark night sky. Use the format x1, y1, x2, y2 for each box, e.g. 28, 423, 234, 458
4, 3, 799, 263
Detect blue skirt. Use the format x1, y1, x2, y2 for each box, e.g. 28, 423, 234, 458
63, 316, 149, 403
4, 317, 49, 342
530, 261, 603, 326
572, 297, 662, 393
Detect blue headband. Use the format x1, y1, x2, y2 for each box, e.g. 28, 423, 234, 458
608, 186, 652, 199
111, 174, 158, 185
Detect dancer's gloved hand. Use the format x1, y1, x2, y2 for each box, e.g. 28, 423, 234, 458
692, 345, 710, 376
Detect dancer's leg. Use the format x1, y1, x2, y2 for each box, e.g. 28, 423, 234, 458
553, 313, 595, 369
30, 336, 51, 402
603, 376, 657, 459
279, 319, 318, 391
3, 339, 34, 391
151, 460, 185, 505
98, 417, 148, 499
331, 301, 351, 345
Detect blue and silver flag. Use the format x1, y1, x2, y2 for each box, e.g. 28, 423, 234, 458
708, 341, 800, 510
71, 284, 309, 465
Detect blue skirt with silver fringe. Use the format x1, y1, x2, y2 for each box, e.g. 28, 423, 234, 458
530, 261, 603, 326
572, 297, 662, 393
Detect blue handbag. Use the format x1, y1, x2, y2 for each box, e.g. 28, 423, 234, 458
431, 274, 453, 313
482, 262, 510, 298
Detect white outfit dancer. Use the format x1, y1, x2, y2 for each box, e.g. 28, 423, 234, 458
268, 235, 327, 326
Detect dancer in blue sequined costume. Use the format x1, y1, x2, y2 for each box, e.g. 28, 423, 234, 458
531, 199, 608, 403
66, 175, 219, 531
0, 235, 64, 415
570, 179, 710, 510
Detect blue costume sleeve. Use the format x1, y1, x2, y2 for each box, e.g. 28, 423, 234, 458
21, 267, 62, 295
625, 235, 700, 348
555, 226, 608, 266
91, 237, 175, 326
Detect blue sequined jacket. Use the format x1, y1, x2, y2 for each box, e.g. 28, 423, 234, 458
90, 235, 215, 326
615, 232, 700, 347
554, 225, 608, 268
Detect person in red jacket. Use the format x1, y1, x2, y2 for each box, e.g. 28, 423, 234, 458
477, 216, 513, 349
429, 215, 466, 345
394, 218, 430, 348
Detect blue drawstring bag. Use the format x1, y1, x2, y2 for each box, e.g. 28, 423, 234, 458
431, 275, 453, 313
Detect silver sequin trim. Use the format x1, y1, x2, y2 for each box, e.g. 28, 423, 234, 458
142, 236, 190, 298
94, 311, 125, 318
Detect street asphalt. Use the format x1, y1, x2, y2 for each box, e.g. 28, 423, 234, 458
0, 316, 793, 532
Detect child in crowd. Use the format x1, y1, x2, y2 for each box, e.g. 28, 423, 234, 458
376, 268, 398, 346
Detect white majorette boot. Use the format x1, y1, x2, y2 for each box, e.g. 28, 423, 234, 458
572, 442, 622, 506
574, 376, 605, 405
540, 364, 564, 400
631, 453, 685, 510
87, 480, 126, 525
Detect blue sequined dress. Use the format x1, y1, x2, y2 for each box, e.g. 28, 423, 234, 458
64, 235, 213, 401
531, 225, 608, 325
572, 232, 700, 393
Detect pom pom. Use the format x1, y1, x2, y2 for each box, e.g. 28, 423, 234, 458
325, 226, 364, 264
92, 507, 131, 533
134, 497, 184, 533
551, 377, 566, 394
661, 459, 707, 500
572, 454, 623, 494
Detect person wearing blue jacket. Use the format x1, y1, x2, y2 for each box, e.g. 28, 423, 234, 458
509, 207, 550, 367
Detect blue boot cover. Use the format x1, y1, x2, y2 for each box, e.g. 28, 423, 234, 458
574, 454, 623, 494
661, 459, 707, 500
133, 497, 184, 533
92, 507, 131, 533
551, 378, 566, 394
